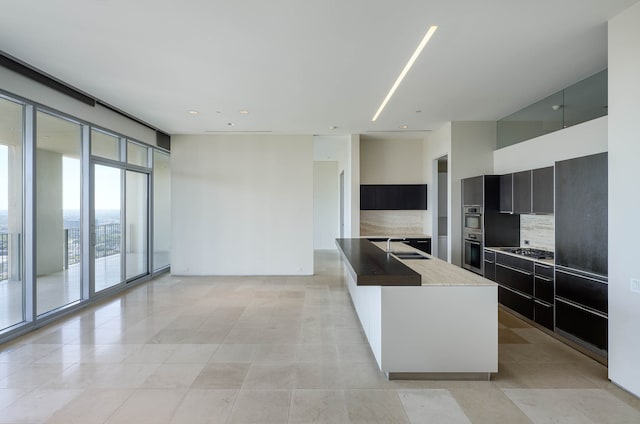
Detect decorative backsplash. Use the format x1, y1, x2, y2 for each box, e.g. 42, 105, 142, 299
360, 210, 426, 236
520, 214, 555, 251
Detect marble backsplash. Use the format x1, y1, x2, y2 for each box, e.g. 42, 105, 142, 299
520, 214, 554, 252
360, 210, 426, 236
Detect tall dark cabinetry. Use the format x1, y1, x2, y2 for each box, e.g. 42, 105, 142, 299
554, 152, 608, 353
555, 153, 608, 276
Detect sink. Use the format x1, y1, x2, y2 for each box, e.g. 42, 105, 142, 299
392, 252, 430, 260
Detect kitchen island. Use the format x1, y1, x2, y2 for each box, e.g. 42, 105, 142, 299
336, 238, 498, 380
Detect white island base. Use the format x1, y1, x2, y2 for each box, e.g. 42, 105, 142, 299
347, 274, 497, 379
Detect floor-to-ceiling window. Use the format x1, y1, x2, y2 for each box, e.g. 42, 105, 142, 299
125, 169, 148, 280
0, 89, 169, 342
153, 150, 170, 271
35, 111, 83, 316
0, 97, 24, 331
93, 163, 122, 291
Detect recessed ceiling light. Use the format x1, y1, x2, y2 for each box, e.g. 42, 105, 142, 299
330, 126, 338, 130
416, 110, 422, 113
399, 124, 408, 129
239, 110, 249, 115
188, 110, 199, 115
216, 111, 222, 114
371, 25, 438, 122
227, 122, 235, 126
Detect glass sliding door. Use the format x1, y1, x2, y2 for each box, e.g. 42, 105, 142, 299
153, 151, 170, 271
0, 97, 24, 331
36, 112, 82, 316
94, 164, 122, 291
125, 170, 148, 280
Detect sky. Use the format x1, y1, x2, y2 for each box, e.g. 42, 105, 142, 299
1, 147, 121, 211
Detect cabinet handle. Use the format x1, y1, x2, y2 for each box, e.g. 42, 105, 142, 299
534, 299, 553, 307
535, 275, 553, 282
467, 240, 481, 246
496, 263, 533, 276
555, 297, 608, 319
535, 263, 552, 270
484, 260, 494, 264
499, 284, 533, 300
555, 267, 608, 284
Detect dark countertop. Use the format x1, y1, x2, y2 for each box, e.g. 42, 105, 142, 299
335, 238, 421, 286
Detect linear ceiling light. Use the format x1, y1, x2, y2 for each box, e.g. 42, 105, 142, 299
371, 25, 438, 122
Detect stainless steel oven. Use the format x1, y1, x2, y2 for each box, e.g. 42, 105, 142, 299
463, 206, 483, 232
463, 231, 483, 274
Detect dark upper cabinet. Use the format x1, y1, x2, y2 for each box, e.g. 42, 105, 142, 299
360, 184, 427, 210
513, 170, 532, 214
499, 174, 513, 213
555, 152, 607, 276
462, 176, 483, 206
500, 167, 554, 215
532, 166, 554, 214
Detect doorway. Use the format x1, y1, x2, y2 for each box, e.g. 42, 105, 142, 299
92, 162, 149, 292
433, 156, 449, 261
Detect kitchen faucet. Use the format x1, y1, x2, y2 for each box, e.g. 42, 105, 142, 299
386, 237, 406, 253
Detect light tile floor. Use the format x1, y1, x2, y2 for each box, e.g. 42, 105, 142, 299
0, 250, 639, 423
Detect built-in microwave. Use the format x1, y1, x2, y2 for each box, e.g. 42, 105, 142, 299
463, 206, 483, 232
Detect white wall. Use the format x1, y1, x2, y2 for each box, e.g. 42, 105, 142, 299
425, 123, 451, 259
493, 116, 608, 174
608, 2, 640, 397
360, 137, 424, 184
450, 122, 496, 266
171, 134, 314, 275
349, 134, 360, 237
313, 161, 339, 249
360, 136, 427, 236
313, 134, 359, 239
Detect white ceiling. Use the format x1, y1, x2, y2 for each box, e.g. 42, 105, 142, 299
1, 0, 637, 136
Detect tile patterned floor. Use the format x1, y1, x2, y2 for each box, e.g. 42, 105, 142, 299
0, 250, 639, 423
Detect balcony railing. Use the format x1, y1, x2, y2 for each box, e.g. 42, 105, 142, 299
0, 233, 7, 281
64, 223, 121, 268
0, 223, 121, 279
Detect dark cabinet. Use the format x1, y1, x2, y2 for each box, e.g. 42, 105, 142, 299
360, 185, 427, 210
483, 249, 496, 281
533, 263, 554, 330
499, 174, 513, 213
499, 286, 534, 320
532, 166, 554, 214
499, 166, 554, 215
534, 263, 554, 304
555, 152, 607, 276
496, 263, 534, 296
495, 253, 534, 297
462, 176, 483, 206
495, 252, 556, 328
534, 300, 554, 330
556, 298, 608, 351
555, 267, 608, 352
555, 268, 607, 314
403, 238, 431, 254
513, 171, 532, 214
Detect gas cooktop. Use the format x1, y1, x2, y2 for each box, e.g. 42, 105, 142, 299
501, 247, 554, 260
